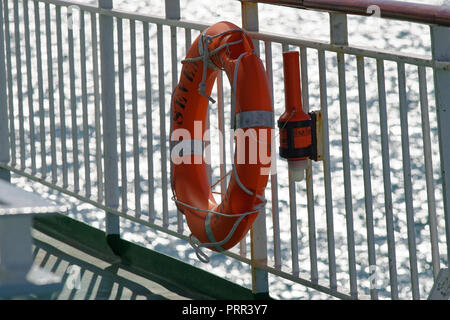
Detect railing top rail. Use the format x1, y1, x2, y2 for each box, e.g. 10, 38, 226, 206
36, 0, 450, 28
241, 0, 450, 27
35, 0, 100, 12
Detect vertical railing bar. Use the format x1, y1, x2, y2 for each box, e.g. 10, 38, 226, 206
166, 0, 180, 231
283, 45, 299, 277
4, 0, 15, 167
376, 58, 399, 299
217, 72, 227, 199
288, 171, 300, 277
99, 0, 120, 238
117, 17, 127, 213
265, 40, 281, 270
242, 1, 269, 297
185, 28, 191, 55
178, 26, 191, 231
418, 65, 440, 280
23, 0, 37, 175
79, 9, 91, 198
91, 11, 103, 203
318, 48, 337, 290
397, 62, 420, 299
330, 12, 356, 295
170, 23, 183, 233
45, 3, 57, 184
130, 19, 141, 218
143, 22, 155, 223
170, 25, 178, 91
56, 5, 68, 188
337, 51, 357, 298
284, 39, 300, 274
356, 56, 378, 299
240, 233, 247, 258
0, 0, 10, 180
300, 46, 318, 283
68, 5, 80, 193
430, 25, 450, 278
13, 0, 25, 170
34, 0, 46, 179
206, 106, 212, 186
157, 23, 169, 228
282, 44, 300, 275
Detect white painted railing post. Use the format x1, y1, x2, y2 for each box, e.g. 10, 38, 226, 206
99, 0, 120, 249
431, 25, 450, 269
330, 12, 358, 298
165, 0, 184, 234
0, 0, 10, 182
165, 0, 180, 19
241, 1, 270, 299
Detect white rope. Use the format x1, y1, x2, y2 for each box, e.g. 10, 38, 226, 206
174, 195, 266, 263
181, 28, 246, 104
172, 195, 263, 218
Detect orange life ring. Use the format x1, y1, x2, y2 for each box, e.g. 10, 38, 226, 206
170, 21, 273, 258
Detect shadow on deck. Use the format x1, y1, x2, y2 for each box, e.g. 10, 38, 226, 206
31, 229, 197, 300
22, 214, 256, 300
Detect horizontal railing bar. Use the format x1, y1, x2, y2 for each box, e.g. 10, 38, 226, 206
37, 0, 450, 29
104, 9, 209, 31
5, 0, 446, 301
34, 0, 446, 69
33, 0, 209, 31
242, 0, 450, 28
34, 0, 100, 13
247, 30, 438, 68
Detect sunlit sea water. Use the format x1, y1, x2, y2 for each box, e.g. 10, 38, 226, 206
9, 0, 449, 299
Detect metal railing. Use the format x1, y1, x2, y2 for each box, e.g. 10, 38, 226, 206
0, 0, 449, 300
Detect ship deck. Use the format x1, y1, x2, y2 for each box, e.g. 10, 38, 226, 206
31, 229, 196, 300
19, 214, 256, 300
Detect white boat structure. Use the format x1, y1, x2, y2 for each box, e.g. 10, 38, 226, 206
0, 0, 449, 300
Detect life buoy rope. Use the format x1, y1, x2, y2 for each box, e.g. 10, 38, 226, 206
170, 21, 273, 262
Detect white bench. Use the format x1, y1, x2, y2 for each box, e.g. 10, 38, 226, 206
0, 179, 66, 298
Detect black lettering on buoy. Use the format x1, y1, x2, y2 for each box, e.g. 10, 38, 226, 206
183, 70, 194, 82
175, 99, 186, 110
178, 84, 188, 92
173, 111, 183, 124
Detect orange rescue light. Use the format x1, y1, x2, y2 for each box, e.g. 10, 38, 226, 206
278, 51, 314, 181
